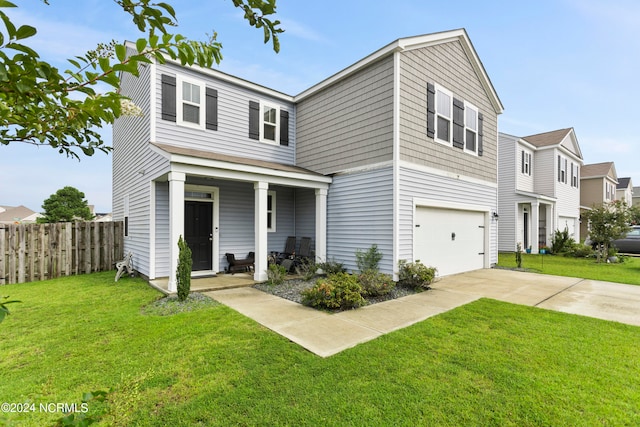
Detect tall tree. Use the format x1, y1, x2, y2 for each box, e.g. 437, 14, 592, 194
38, 186, 94, 222
583, 200, 632, 262
0, 0, 282, 159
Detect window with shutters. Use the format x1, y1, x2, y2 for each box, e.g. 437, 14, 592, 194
435, 85, 452, 144
177, 77, 204, 129
261, 103, 279, 144
571, 163, 579, 188
464, 102, 479, 154
558, 155, 568, 184
522, 150, 532, 176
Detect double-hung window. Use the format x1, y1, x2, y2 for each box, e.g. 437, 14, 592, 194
522, 150, 532, 176
464, 102, 478, 153
261, 103, 279, 144
571, 163, 579, 188
435, 86, 452, 144
178, 77, 204, 129
558, 155, 568, 184
267, 191, 276, 232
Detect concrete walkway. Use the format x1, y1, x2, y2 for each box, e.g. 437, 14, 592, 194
205, 269, 640, 357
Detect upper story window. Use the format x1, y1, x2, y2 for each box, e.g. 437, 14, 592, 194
179, 79, 203, 128
571, 163, 579, 188
558, 155, 568, 184
522, 150, 532, 176
464, 102, 478, 154
605, 182, 615, 200
261, 103, 279, 143
435, 86, 452, 144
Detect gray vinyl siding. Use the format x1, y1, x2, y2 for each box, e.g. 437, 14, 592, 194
155, 63, 295, 165
327, 166, 394, 274
399, 41, 498, 183
294, 188, 317, 253
154, 182, 170, 277
497, 134, 519, 252
113, 54, 170, 277
296, 57, 395, 175
398, 166, 498, 266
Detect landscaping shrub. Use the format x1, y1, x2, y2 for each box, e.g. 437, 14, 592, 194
176, 235, 192, 302
355, 244, 383, 273
266, 263, 287, 286
317, 258, 346, 275
294, 257, 318, 281
551, 227, 576, 254
301, 272, 365, 310
398, 259, 437, 291
358, 270, 395, 297
563, 243, 594, 258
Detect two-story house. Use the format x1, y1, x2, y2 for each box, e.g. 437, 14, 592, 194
580, 161, 618, 238
616, 177, 633, 204
497, 128, 583, 253
113, 29, 503, 290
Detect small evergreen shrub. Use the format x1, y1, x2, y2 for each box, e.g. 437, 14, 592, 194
355, 244, 383, 273
551, 227, 576, 254
266, 263, 287, 286
358, 270, 395, 297
317, 258, 346, 275
301, 272, 365, 310
176, 236, 192, 302
397, 259, 437, 291
295, 257, 318, 281
515, 242, 523, 268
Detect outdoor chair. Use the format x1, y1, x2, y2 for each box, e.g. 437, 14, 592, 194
276, 236, 297, 264
225, 251, 255, 274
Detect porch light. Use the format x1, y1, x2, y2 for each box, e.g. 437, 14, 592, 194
492, 211, 500, 220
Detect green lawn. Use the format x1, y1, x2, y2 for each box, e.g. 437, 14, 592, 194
1, 272, 639, 426
497, 252, 640, 285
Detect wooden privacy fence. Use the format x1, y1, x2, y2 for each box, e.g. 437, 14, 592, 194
0, 221, 124, 285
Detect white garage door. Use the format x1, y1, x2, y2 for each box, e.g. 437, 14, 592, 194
414, 207, 485, 276
558, 216, 576, 238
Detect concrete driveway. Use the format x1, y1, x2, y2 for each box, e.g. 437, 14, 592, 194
207, 268, 640, 357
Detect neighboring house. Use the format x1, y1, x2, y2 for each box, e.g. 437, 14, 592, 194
616, 177, 633, 204
579, 162, 618, 238
633, 186, 640, 207
497, 129, 583, 253
113, 28, 503, 290
0, 205, 40, 224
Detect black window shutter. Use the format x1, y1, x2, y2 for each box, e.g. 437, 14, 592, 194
557, 155, 561, 182
521, 150, 525, 174
249, 101, 260, 140
426, 83, 436, 138
280, 110, 289, 146
477, 113, 483, 156
205, 88, 218, 131
161, 74, 176, 122
452, 98, 464, 149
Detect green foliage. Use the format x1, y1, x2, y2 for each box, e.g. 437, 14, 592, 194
0, 295, 20, 323
515, 242, 523, 268
629, 204, 640, 225
0, 0, 283, 159
294, 257, 318, 281
563, 243, 594, 258
266, 263, 287, 286
301, 272, 365, 310
551, 227, 576, 254
37, 186, 93, 223
398, 259, 437, 291
55, 390, 110, 426
176, 235, 192, 301
317, 257, 346, 275
355, 244, 383, 273
583, 201, 632, 262
358, 270, 395, 297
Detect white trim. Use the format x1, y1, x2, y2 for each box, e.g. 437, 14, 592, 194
392, 51, 401, 281
149, 182, 156, 279
259, 101, 280, 145
149, 60, 157, 142
434, 84, 453, 146
176, 76, 206, 130
463, 100, 479, 156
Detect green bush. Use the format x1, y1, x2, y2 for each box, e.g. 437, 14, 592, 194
317, 258, 346, 275
301, 272, 365, 310
355, 244, 383, 273
551, 227, 576, 254
358, 270, 395, 297
563, 243, 594, 258
176, 236, 192, 302
295, 257, 318, 281
266, 263, 287, 286
398, 260, 437, 291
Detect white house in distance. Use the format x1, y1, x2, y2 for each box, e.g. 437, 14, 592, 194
112, 29, 504, 290
498, 128, 583, 253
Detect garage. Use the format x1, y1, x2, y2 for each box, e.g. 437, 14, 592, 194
414, 206, 486, 276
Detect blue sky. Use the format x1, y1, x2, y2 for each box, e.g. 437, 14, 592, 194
1, 0, 639, 213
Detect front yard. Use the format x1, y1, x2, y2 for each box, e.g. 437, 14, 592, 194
497, 252, 640, 285
1, 271, 639, 426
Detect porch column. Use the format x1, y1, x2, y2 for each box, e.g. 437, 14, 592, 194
531, 201, 540, 254
315, 188, 328, 263
254, 181, 268, 282
168, 172, 186, 292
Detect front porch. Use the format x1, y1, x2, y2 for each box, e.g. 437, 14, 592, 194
150, 272, 257, 295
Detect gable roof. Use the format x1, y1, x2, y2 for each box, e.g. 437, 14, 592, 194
581, 162, 617, 181
522, 128, 583, 159
0, 205, 37, 223
295, 28, 504, 114
616, 177, 631, 189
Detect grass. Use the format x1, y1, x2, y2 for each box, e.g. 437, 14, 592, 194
1, 271, 639, 426
497, 252, 640, 285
